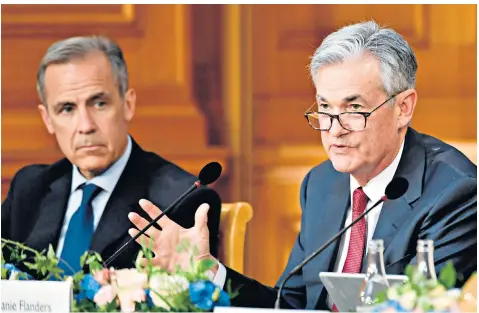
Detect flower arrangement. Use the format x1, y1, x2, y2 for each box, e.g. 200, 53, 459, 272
371, 262, 477, 313
1, 238, 235, 312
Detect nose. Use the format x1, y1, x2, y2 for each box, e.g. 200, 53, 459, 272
77, 107, 96, 135
328, 117, 349, 138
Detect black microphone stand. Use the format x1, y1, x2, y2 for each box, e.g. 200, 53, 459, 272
274, 197, 385, 309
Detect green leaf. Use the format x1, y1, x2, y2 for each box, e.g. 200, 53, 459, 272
405, 264, 415, 279
24, 262, 37, 270
197, 258, 217, 273
105, 298, 119, 312
47, 245, 56, 260
438, 261, 456, 289
374, 290, 387, 304
417, 295, 433, 312
226, 279, 241, 299
79, 252, 88, 267
86, 255, 96, 264
94, 252, 103, 262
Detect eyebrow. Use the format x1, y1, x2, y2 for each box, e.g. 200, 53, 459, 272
87, 92, 109, 104
316, 94, 367, 103
53, 91, 109, 110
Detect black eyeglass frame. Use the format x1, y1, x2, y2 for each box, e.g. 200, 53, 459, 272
303, 91, 403, 132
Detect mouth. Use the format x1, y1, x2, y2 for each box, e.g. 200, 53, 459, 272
77, 145, 104, 151
330, 144, 352, 153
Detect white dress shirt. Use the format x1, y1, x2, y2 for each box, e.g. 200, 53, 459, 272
55, 136, 132, 257
213, 139, 405, 299
326, 139, 404, 308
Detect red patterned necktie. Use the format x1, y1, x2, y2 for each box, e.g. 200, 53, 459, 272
332, 187, 368, 312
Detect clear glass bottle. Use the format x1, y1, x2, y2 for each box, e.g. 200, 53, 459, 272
356, 239, 390, 312
416, 239, 437, 280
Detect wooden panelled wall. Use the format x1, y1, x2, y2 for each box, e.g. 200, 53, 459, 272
1, 4, 477, 286
1, 4, 230, 201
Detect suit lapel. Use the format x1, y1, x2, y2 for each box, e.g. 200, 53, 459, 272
309, 172, 350, 273
25, 165, 72, 253
90, 141, 148, 254
310, 171, 350, 306
361, 128, 425, 272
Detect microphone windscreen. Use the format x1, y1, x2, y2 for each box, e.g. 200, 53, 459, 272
198, 162, 222, 185
385, 177, 409, 200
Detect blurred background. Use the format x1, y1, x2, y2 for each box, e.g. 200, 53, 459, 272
1, 4, 477, 286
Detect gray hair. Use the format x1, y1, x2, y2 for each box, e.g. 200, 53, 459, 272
309, 20, 417, 97
36, 35, 128, 105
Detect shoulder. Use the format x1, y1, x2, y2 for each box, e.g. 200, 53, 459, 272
299, 159, 344, 211
9, 158, 70, 188
300, 159, 338, 191
134, 146, 222, 207
418, 131, 476, 183
137, 148, 199, 188
408, 130, 476, 206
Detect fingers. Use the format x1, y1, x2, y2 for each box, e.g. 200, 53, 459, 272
139, 199, 171, 229
128, 228, 154, 247
194, 203, 210, 229
128, 212, 160, 238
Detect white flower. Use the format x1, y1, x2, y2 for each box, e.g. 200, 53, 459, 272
430, 296, 454, 310
429, 289, 461, 311
398, 290, 417, 310
148, 273, 189, 309
428, 285, 446, 298
387, 287, 400, 300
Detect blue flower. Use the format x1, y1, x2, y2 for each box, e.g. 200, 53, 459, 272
2, 263, 33, 280
189, 281, 231, 310
144, 289, 155, 308
75, 290, 87, 303
77, 274, 101, 301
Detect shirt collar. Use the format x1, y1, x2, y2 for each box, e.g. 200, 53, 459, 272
350, 139, 405, 203
71, 136, 133, 193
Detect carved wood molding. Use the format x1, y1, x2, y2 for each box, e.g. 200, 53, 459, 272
1, 4, 144, 37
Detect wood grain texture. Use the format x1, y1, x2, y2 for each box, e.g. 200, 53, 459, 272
246, 4, 477, 285
1, 4, 230, 202
2, 4, 476, 288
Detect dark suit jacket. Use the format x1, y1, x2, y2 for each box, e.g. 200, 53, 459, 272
226, 128, 477, 309
2, 138, 222, 273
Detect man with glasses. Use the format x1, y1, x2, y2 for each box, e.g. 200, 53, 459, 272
129, 20, 477, 310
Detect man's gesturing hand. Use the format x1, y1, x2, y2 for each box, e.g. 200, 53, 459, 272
128, 199, 217, 274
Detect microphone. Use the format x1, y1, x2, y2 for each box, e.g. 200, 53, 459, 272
103, 161, 222, 267
274, 177, 408, 309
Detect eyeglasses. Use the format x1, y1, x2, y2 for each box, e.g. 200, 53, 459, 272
304, 92, 402, 132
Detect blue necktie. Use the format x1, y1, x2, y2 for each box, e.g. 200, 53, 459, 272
59, 183, 102, 275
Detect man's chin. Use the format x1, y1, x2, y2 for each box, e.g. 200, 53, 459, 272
75, 156, 111, 176
329, 156, 356, 174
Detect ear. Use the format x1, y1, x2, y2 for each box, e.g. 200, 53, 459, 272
396, 89, 417, 128
38, 104, 55, 134
123, 88, 136, 121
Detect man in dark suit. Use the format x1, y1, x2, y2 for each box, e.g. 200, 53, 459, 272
1, 35, 222, 276
128, 20, 477, 310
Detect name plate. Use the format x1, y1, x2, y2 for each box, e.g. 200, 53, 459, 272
1, 280, 72, 313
